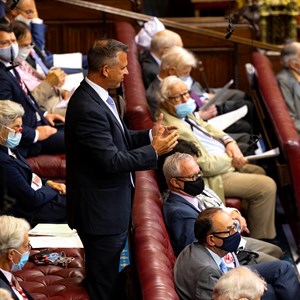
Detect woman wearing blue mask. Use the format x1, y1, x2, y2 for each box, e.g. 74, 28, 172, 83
0, 100, 66, 226
0, 215, 34, 300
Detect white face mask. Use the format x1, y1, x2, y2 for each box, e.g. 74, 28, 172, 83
15, 14, 32, 26
0, 44, 18, 63
16, 46, 31, 62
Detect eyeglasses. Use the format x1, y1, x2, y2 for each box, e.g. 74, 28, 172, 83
0, 124, 23, 136
210, 222, 237, 238
174, 170, 203, 182
12, 243, 32, 254
20, 42, 34, 50
167, 91, 190, 102
17, 8, 35, 16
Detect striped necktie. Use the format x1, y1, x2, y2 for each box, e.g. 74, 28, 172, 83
11, 274, 29, 300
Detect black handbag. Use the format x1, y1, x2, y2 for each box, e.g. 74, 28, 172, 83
236, 249, 259, 265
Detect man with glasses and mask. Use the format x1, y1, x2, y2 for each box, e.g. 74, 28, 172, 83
158, 75, 277, 243
162, 152, 282, 262
174, 207, 300, 300
0, 24, 65, 158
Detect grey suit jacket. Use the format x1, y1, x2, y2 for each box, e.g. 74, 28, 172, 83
276, 68, 300, 133
174, 243, 223, 300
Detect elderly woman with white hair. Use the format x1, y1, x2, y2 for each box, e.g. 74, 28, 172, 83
0, 215, 34, 300
212, 266, 266, 300
0, 100, 66, 226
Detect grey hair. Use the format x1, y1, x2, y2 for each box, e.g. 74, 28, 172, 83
160, 46, 197, 72
212, 266, 266, 300
0, 288, 13, 300
0, 100, 24, 127
163, 152, 194, 187
150, 30, 183, 53
280, 42, 300, 68
157, 75, 188, 103
0, 215, 30, 257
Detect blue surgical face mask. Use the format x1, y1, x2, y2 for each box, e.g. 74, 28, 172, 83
4, 131, 22, 149
179, 76, 189, 82
1, 124, 22, 149
11, 250, 30, 271
175, 98, 196, 118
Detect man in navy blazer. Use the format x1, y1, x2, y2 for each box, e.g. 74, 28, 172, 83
65, 38, 178, 300
0, 24, 65, 157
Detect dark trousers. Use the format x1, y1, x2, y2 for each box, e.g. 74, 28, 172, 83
250, 260, 300, 300
79, 230, 128, 300
40, 126, 65, 154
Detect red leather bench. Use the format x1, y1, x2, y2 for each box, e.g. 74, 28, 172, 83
26, 154, 66, 183
251, 51, 300, 248
133, 170, 179, 300
13, 248, 88, 300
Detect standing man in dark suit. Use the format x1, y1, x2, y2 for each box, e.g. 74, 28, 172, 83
0, 24, 65, 157
65, 38, 179, 300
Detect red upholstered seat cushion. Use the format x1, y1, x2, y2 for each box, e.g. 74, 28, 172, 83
26, 154, 66, 182
13, 248, 88, 300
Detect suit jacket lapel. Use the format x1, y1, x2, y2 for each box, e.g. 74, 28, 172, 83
81, 81, 131, 149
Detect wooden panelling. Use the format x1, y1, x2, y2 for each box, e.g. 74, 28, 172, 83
35, 1, 281, 92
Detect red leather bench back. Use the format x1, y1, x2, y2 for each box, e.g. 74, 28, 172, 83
133, 170, 179, 300
114, 21, 153, 130
251, 51, 300, 224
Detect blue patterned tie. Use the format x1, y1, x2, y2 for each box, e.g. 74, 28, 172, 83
219, 260, 228, 273
106, 96, 118, 115
31, 49, 49, 75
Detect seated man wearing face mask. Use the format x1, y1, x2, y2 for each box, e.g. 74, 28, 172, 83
162, 151, 283, 262
158, 76, 277, 241
0, 100, 66, 225
0, 215, 34, 300
0, 24, 65, 158
11, 20, 68, 117
174, 207, 300, 300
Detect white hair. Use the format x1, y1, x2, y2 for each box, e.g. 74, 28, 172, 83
0, 288, 13, 300
212, 266, 266, 300
0, 215, 30, 257
0, 100, 24, 127
157, 75, 188, 104
160, 46, 197, 72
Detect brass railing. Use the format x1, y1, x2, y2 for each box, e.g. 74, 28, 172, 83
56, 0, 281, 52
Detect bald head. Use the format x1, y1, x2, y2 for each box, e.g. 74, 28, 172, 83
150, 30, 183, 58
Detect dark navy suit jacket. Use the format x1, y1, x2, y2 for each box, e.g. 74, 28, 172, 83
0, 145, 65, 224
65, 79, 157, 235
139, 50, 159, 89
0, 270, 34, 300
163, 192, 199, 256
0, 61, 48, 156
